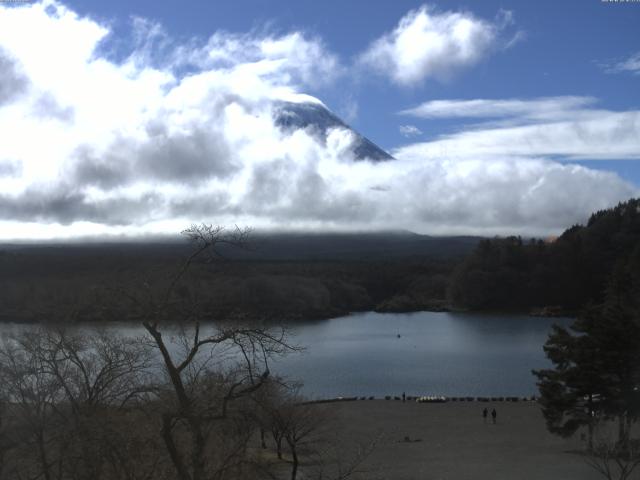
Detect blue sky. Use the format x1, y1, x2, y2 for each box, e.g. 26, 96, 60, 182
0, 0, 638, 239
63, 0, 640, 170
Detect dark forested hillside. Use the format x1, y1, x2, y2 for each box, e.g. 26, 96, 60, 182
0, 232, 475, 323
2, 200, 639, 323
448, 198, 640, 313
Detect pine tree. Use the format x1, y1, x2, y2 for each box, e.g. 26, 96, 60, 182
533, 320, 603, 449
533, 259, 640, 452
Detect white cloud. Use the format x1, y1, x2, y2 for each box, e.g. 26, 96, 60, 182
336, 95, 359, 123
399, 125, 422, 137
0, 2, 636, 241
396, 96, 640, 160
602, 51, 640, 75
170, 30, 343, 89
400, 96, 597, 120
359, 5, 517, 86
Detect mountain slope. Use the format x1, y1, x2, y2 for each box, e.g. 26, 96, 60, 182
273, 101, 394, 161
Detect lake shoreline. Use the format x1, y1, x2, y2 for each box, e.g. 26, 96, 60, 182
1, 311, 570, 398
300, 395, 539, 405
0, 305, 575, 325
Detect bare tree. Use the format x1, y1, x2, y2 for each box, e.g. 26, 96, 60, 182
251, 376, 296, 460
309, 435, 380, 480
257, 385, 378, 480
40, 329, 154, 480
582, 421, 640, 480
583, 442, 640, 480
283, 400, 328, 480
0, 329, 68, 480
130, 224, 297, 480
0, 327, 156, 480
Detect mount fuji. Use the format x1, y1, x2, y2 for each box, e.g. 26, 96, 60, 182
273, 100, 394, 161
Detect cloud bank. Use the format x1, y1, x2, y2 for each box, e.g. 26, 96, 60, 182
399, 96, 597, 120
397, 96, 640, 160
0, 1, 636, 240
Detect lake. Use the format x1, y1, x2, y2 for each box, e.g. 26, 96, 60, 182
272, 311, 571, 398
0, 311, 571, 399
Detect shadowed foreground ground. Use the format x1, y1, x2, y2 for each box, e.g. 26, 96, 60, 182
327, 400, 600, 480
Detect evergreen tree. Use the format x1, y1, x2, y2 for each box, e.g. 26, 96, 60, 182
533, 320, 603, 449
533, 260, 640, 452
450, 198, 640, 312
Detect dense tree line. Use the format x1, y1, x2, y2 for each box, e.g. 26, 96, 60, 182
3, 200, 640, 322
449, 199, 640, 312
0, 252, 456, 323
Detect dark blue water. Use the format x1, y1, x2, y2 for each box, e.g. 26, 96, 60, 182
271, 311, 571, 398
0, 311, 571, 399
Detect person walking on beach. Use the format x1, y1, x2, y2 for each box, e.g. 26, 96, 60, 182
491, 408, 497, 424
402, 392, 406, 402
482, 408, 488, 424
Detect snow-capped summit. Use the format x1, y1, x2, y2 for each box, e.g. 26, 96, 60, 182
273, 101, 394, 161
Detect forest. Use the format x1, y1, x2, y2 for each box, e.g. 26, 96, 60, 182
449, 198, 640, 314
0, 234, 468, 323
1, 199, 639, 322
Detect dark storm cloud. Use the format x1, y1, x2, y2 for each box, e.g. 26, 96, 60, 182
72, 123, 236, 189
244, 160, 289, 209
71, 146, 130, 189
138, 125, 236, 182
0, 188, 163, 225
167, 191, 232, 218
241, 158, 375, 224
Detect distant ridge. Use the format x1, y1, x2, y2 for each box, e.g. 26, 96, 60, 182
0, 232, 481, 261
244, 231, 480, 261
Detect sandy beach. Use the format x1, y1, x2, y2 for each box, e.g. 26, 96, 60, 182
324, 400, 601, 480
